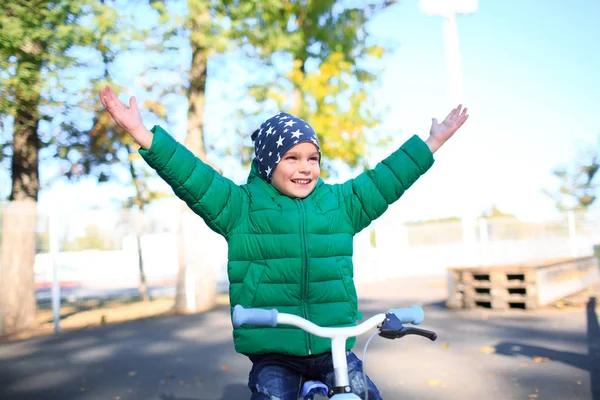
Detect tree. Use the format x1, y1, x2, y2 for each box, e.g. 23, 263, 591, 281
0, 0, 130, 334
543, 146, 600, 212
237, 0, 397, 175
135, 0, 397, 312
122, 0, 259, 312
121, 150, 172, 302
123, 0, 398, 312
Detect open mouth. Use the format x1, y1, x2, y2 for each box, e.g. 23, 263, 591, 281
292, 179, 311, 185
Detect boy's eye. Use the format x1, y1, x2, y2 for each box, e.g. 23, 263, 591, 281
286, 156, 297, 160
309, 157, 319, 161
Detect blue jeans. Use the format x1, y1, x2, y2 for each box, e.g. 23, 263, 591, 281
247, 351, 383, 400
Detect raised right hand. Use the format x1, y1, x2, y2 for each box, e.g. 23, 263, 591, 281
99, 85, 153, 149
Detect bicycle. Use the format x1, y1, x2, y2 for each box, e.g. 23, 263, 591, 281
233, 304, 437, 400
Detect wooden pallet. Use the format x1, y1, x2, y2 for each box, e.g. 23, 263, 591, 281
463, 296, 537, 310
447, 256, 599, 310
459, 269, 536, 284
463, 284, 537, 298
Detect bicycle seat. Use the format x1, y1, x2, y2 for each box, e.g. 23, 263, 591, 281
300, 380, 329, 399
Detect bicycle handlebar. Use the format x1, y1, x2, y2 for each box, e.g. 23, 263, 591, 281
232, 304, 426, 337
232, 304, 436, 398
232, 305, 277, 328
387, 305, 424, 325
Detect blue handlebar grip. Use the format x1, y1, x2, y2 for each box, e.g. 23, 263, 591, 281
387, 305, 424, 325
232, 305, 278, 328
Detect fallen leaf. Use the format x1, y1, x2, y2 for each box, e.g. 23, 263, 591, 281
427, 379, 443, 387
533, 357, 551, 363
165, 373, 175, 379
128, 371, 137, 377
442, 342, 451, 350
179, 380, 185, 386
222, 365, 229, 371
528, 394, 538, 398
577, 381, 582, 385
80, 387, 85, 392
480, 346, 496, 354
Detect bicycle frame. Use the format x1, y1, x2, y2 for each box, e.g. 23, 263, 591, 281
279, 311, 387, 396
233, 304, 435, 399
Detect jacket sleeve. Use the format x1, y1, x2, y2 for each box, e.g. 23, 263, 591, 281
337, 135, 434, 234
138, 125, 245, 238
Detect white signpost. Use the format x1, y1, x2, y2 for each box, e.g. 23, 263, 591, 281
419, 0, 478, 106
420, 0, 480, 265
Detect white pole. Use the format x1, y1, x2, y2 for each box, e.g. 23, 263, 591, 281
420, 0, 477, 106
443, 14, 478, 267
442, 13, 464, 106
478, 217, 489, 266
420, 0, 479, 268
49, 211, 61, 334
567, 210, 577, 258
462, 214, 478, 266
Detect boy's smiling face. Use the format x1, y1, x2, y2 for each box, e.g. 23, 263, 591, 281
270, 142, 320, 198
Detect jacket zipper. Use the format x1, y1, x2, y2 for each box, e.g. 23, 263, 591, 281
297, 199, 312, 355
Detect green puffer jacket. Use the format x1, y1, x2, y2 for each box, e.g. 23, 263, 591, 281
140, 125, 434, 356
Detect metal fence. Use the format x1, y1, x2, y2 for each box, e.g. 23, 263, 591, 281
353, 209, 600, 281
1, 202, 600, 325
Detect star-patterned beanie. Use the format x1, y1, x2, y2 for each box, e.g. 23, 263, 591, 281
251, 111, 321, 182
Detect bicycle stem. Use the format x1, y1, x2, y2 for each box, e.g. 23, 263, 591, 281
277, 312, 388, 392
332, 336, 350, 389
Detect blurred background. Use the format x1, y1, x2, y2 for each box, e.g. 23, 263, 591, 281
1, 0, 599, 336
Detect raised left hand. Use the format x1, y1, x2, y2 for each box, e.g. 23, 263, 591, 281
426, 105, 469, 153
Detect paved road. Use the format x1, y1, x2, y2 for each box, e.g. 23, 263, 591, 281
1, 275, 598, 400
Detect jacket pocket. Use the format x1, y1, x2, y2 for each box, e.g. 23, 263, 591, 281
336, 257, 352, 302
239, 261, 267, 307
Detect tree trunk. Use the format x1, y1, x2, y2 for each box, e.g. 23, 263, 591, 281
0, 101, 41, 335
126, 148, 151, 303
175, 203, 218, 313
135, 232, 151, 302
0, 200, 38, 335
0, 64, 42, 334
173, 4, 217, 313
291, 58, 306, 115
174, 208, 189, 312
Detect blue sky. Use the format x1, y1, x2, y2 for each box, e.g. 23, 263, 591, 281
9, 0, 599, 223
364, 0, 600, 221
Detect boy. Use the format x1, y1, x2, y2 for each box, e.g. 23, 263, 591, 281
100, 85, 468, 399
